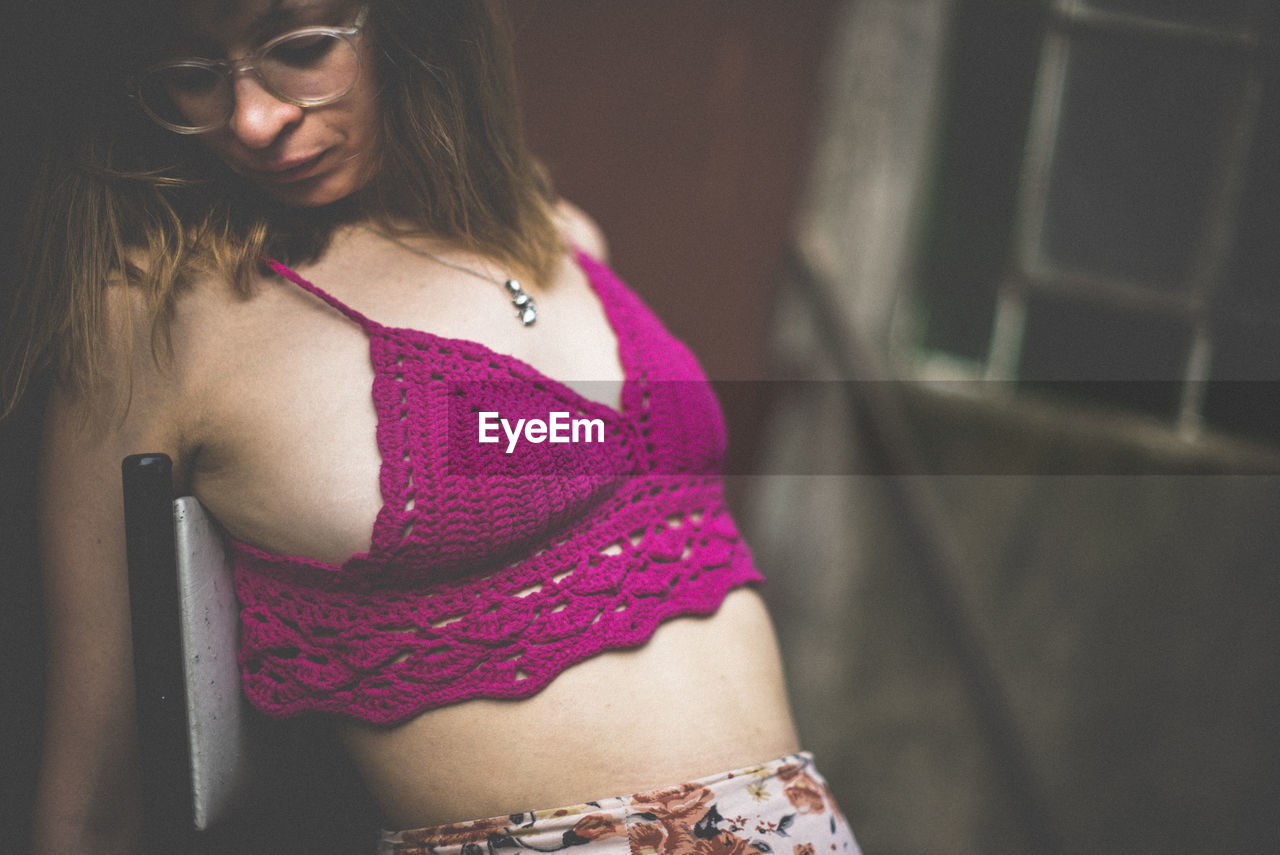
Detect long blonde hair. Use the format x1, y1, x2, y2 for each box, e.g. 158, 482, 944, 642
1, 0, 561, 417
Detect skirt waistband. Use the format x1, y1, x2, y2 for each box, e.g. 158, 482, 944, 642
378, 752, 860, 855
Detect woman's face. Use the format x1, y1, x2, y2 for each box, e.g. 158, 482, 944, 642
176, 0, 380, 207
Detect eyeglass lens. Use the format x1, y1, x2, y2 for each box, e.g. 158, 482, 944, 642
138, 31, 358, 132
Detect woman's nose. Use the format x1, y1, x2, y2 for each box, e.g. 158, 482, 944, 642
225, 74, 303, 149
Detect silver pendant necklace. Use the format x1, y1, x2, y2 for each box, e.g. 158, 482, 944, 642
360, 226, 538, 326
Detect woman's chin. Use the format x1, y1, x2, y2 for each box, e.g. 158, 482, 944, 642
252, 162, 373, 209
259, 177, 356, 208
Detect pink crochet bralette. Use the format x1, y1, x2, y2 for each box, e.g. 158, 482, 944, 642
234, 251, 763, 724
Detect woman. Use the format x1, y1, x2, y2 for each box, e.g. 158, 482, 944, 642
6, 1, 861, 852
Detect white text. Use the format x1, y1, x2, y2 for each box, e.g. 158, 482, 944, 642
478, 411, 606, 454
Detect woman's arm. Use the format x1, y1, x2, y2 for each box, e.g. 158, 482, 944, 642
33, 385, 143, 854
31, 289, 184, 855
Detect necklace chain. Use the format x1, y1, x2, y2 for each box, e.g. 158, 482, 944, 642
360, 225, 538, 327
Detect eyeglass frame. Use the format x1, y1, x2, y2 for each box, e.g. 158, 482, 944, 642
129, 5, 369, 135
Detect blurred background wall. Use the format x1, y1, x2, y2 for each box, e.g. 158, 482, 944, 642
5, 1, 1280, 853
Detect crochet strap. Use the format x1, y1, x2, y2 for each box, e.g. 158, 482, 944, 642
264, 256, 375, 330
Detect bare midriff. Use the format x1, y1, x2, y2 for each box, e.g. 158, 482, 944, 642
336, 588, 800, 829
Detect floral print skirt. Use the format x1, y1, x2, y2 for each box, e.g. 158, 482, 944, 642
377, 753, 860, 855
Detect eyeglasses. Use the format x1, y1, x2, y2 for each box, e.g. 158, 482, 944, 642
131, 7, 368, 135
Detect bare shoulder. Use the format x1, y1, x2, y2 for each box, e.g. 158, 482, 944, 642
50, 268, 215, 483
85, 275, 181, 419
556, 199, 609, 262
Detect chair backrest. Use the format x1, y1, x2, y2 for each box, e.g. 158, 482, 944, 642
173, 494, 256, 829
122, 454, 256, 834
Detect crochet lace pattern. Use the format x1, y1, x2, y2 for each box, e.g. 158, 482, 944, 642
234, 252, 763, 724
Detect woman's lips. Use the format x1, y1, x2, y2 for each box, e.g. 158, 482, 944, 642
253, 149, 330, 182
